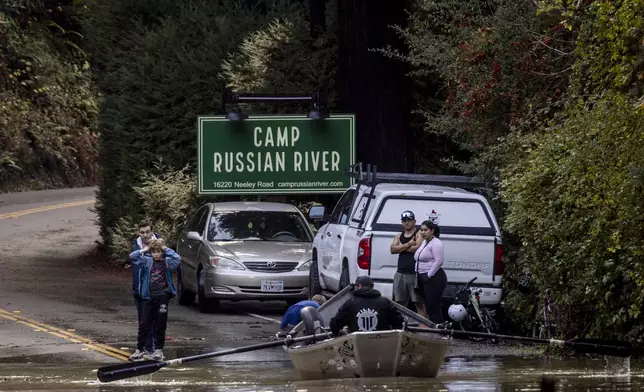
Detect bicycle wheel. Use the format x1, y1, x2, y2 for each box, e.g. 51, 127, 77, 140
481, 307, 499, 334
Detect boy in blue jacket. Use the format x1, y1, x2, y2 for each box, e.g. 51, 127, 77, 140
129, 238, 180, 361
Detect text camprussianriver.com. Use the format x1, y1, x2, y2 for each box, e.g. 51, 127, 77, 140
212, 180, 345, 189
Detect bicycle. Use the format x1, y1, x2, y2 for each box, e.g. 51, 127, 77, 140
518, 274, 557, 339
447, 276, 499, 340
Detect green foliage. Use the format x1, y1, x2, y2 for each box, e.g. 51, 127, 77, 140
383, 0, 644, 341
381, 0, 574, 180
222, 2, 338, 112
537, 0, 644, 95
501, 94, 644, 340
0, 1, 99, 191
83, 0, 338, 251
108, 162, 197, 264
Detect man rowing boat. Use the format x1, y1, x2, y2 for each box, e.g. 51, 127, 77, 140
329, 276, 404, 335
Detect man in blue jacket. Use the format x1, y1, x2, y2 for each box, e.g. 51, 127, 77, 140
280, 295, 327, 331
129, 238, 180, 361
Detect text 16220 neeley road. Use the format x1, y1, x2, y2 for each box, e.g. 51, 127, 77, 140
212, 181, 345, 189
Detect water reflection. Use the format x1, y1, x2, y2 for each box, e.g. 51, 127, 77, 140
0, 356, 642, 391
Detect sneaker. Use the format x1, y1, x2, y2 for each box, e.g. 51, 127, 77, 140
151, 349, 164, 361
129, 349, 145, 361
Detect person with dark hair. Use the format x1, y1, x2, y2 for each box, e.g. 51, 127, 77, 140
390, 210, 427, 318
413, 220, 447, 324
329, 276, 404, 336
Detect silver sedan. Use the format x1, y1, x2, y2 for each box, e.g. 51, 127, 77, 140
176, 201, 314, 313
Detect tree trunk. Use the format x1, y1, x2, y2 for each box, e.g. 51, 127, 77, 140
309, 0, 326, 39
336, 0, 412, 173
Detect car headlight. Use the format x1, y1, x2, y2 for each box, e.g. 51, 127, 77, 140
297, 260, 311, 271
209, 256, 245, 270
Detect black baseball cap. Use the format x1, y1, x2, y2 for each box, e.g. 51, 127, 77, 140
401, 210, 415, 221
355, 276, 374, 287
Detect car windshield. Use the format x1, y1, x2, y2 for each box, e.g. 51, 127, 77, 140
206, 211, 312, 242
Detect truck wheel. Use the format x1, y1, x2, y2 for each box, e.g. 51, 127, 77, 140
339, 263, 350, 290
309, 260, 323, 299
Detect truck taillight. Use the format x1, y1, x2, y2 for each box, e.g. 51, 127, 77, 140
357, 237, 371, 270
494, 242, 504, 275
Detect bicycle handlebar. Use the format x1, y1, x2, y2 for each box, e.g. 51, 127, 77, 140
454, 276, 479, 296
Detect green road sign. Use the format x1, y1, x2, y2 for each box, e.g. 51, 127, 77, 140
197, 114, 356, 195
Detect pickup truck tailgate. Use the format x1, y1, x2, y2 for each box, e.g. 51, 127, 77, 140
369, 232, 496, 285
365, 195, 501, 303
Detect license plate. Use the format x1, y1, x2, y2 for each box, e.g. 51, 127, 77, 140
261, 280, 284, 293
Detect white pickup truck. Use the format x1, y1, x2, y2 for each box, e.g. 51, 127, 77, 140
307, 163, 504, 309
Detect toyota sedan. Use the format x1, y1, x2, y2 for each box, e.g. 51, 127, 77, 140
175, 201, 314, 312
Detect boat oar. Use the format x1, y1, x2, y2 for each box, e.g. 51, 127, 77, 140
408, 327, 633, 357
97, 332, 331, 383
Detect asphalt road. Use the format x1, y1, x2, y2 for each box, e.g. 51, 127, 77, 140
0, 187, 289, 368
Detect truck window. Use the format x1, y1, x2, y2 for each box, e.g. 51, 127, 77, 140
351, 194, 375, 224
374, 197, 494, 230
330, 189, 355, 224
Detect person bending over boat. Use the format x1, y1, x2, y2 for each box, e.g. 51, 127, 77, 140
329, 276, 404, 336
280, 295, 327, 331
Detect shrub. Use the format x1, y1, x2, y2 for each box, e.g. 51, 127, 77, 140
107, 162, 197, 264
501, 93, 644, 341
221, 3, 338, 112
0, 5, 99, 191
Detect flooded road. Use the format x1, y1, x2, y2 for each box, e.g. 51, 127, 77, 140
0, 355, 638, 391
0, 188, 640, 392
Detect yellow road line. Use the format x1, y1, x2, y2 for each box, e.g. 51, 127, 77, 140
0, 308, 131, 357
0, 199, 95, 220
0, 308, 130, 362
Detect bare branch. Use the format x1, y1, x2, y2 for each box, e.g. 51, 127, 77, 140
529, 66, 574, 76
537, 40, 574, 56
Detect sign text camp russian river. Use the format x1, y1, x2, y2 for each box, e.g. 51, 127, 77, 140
197, 115, 355, 195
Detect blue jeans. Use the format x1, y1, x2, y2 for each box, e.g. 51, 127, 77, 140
134, 294, 155, 351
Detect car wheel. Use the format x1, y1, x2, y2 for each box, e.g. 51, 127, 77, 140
339, 262, 350, 290
197, 268, 219, 313
177, 267, 196, 306
308, 260, 323, 299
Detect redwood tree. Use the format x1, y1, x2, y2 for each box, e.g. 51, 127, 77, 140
336, 0, 412, 172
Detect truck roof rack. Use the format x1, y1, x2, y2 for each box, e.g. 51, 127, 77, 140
344, 162, 491, 231
344, 162, 490, 190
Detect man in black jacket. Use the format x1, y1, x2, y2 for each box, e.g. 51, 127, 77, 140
329, 276, 404, 336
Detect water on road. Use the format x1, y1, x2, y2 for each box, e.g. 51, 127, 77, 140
0, 354, 637, 391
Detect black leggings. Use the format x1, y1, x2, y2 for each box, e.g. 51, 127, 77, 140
418, 268, 447, 323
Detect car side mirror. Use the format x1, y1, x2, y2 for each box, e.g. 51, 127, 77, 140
186, 231, 201, 241
308, 206, 326, 221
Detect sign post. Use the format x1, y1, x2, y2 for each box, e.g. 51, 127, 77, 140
197, 114, 355, 195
